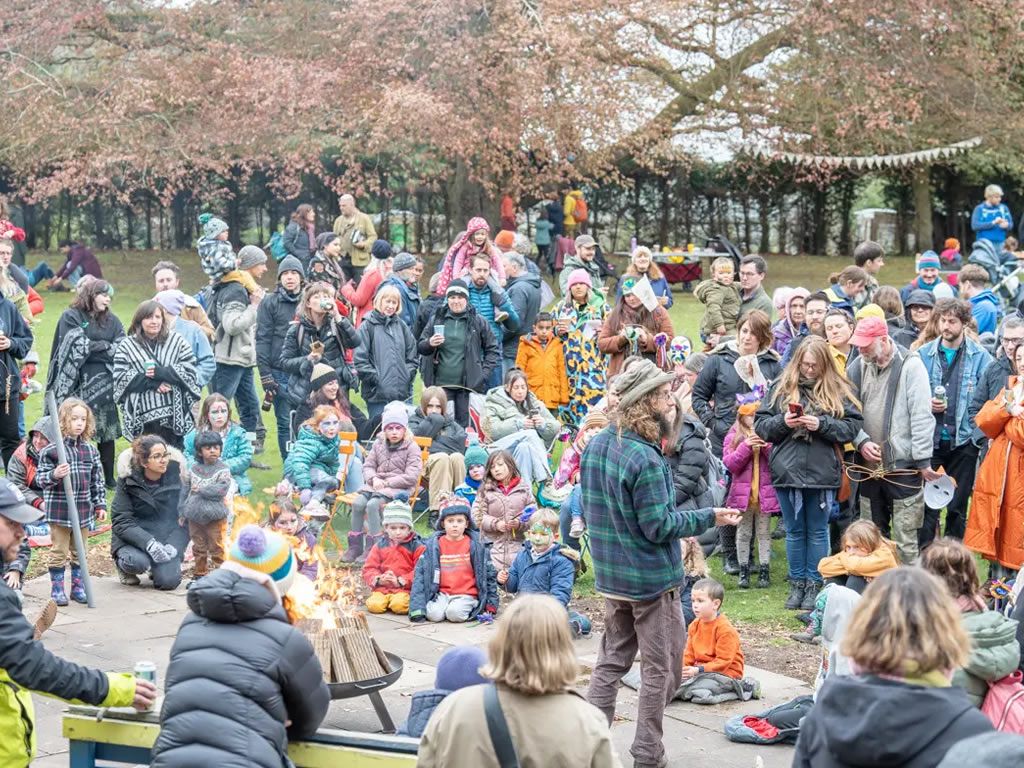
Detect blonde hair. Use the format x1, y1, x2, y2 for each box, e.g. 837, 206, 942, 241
841, 567, 968, 676
771, 335, 860, 417
372, 284, 403, 314
626, 246, 663, 281
482, 595, 579, 694
681, 537, 709, 578
528, 508, 560, 532
841, 520, 898, 562
985, 184, 1004, 198
59, 398, 96, 441
711, 256, 733, 273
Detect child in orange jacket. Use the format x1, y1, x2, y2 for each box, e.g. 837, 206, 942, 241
683, 578, 744, 680
362, 500, 425, 615
515, 313, 568, 410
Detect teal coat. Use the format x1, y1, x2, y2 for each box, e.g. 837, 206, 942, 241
184, 424, 253, 496
955, 610, 1020, 707
283, 426, 340, 490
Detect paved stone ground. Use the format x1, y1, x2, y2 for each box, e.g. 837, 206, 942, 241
22, 576, 805, 767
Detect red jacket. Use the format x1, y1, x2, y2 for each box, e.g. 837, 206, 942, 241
362, 534, 425, 594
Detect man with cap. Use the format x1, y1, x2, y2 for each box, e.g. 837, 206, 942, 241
895, 289, 935, 349
559, 234, 602, 296
500, 250, 541, 377
582, 360, 740, 768
900, 251, 950, 305
0, 477, 156, 766
331, 193, 377, 283
418, 278, 500, 427
154, 290, 216, 390
256, 254, 305, 459
465, 254, 519, 389
378, 251, 421, 329
846, 316, 935, 563
210, 244, 268, 456
152, 260, 215, 340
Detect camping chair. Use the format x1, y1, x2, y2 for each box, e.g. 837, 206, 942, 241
319, 430, 360, 552
408, 436, 433, 526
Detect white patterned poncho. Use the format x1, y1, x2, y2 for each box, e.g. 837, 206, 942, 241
113, 331, 201, 440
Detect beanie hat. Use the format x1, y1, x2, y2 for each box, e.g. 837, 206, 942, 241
933, 282, 955, 300
465, 443, 489, 468
371, 239, 393, 261
446, 279, 470, 299
277, 254, 305, 280
238, 245, 268, 269
580, 410, 610, 433
917, 251, 941, 271
153, 289, 187, 317
392, 252, 417, 272
382, 499, 413, 527
438, 497, 472, 525
617, 360, 675, 411
227, 525, 296, 598
905, 289, 936, 309
494, 230, 516, 250
435, 645, 488, 692
309, 362, 338, 392
315, 232, 337, 251
200, 213, 228, 239
566, 268, 593, 290
380, 401, 409, 430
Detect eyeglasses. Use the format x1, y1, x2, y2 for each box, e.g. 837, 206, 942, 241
148, 453, 169, 461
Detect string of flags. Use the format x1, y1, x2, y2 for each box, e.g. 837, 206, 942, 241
751, 137, 982, 170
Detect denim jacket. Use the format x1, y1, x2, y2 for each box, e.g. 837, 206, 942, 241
917, 337, 992, 448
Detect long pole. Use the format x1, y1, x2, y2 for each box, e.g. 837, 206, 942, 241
45, 391, 95, 608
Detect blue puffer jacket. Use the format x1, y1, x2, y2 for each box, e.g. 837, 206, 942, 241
183, 424, 253, 496
397, 689, 448, 738
917, 337, 993, 448
283, 426, 340, 490
504, 543, 575, 607
467, 283, 519, 348
409, 531, 498, 621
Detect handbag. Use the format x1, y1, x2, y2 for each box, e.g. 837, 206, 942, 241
834, 444, 851, 503
484, 684, 521, 768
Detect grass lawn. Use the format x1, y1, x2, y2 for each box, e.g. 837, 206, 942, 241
22, 248, 920, 622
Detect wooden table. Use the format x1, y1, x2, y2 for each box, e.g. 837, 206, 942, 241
63, 706, 418, 767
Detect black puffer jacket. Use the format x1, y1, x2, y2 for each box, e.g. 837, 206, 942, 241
255, 284, 301, 379
754, 386, 862, 489
150, 569, 330, 768
417, 303, 499, 393
110, 461, 190, 558
354, 309, 418, 404
692, 342, 782, 455
409, 411, 467, 455
666, 415, 713, 509
278, 312, 359, 408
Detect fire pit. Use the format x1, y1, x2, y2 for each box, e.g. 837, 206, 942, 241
326, 652, 405, 732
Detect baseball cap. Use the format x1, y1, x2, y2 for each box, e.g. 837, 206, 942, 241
574, 234, 596, 249
849, 317, 889, 348
0, 478, 43, 524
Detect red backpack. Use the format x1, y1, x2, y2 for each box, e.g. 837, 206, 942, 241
572, 196, 588, 223
982, 670, 1024, 733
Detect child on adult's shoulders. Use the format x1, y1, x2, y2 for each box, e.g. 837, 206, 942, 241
362, 500, 425, 616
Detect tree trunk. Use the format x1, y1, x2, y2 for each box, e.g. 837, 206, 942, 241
741, 193, 752, 253
91, 197, 106, 248
912, 165, 934, 253
125, 204, 135, 250
837, 178, 855, 257
446, 158, 497, 231
144, 196, 153, 249
778, 194, 788, 254
658, 176, 670, 247
632, 179, 643, 242
758, 193, 771, 253
172, 191, 189, 249
812, 188, 827, 255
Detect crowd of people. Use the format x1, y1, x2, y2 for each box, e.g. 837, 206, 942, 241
4, 188, 1024, 767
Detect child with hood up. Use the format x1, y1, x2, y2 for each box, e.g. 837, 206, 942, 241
180, 431, 234, 586
771, 286, 810, 356
397, 646, 488, 738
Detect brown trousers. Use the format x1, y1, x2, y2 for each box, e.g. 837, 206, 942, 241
425, 452, 466, 511
48, 524, 89, 569
189, 519, 227, 577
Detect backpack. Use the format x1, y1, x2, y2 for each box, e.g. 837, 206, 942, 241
982, 670, 1024, 733
723, 694, 813, 745
572, 196, 588, 223
267, 231, 288, 260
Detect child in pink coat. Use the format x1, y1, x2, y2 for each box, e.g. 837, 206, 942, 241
435, 217, 507, 296
722, 395, 779, 589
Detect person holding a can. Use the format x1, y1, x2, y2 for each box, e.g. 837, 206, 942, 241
0, 476, 155, 767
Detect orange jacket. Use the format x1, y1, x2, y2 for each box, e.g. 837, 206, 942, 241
515, 335, 568, 408
818, 544, 899, 580
966, 388, 1024, 569
683, 614, 744, 679
26, 287, 43, 317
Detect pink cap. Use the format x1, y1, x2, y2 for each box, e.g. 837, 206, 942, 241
849, 316, 889, 348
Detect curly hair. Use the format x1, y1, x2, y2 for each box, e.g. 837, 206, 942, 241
59, 398, 96, 442
919, 538, 982, 603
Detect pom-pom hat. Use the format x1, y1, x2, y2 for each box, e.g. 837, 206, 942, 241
226, 525, 297, 600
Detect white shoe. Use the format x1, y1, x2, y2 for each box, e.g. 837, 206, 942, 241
569, 518, 585, 539
302, 500, 330, 520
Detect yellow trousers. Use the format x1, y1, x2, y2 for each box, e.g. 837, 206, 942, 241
366, 590, 410, 615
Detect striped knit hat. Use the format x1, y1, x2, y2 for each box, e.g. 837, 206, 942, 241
227, 525, 296, 597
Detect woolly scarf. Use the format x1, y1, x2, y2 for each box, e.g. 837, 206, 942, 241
113, 333, 201, 439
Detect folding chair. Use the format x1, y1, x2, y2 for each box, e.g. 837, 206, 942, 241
409, 435, 433, 526
319, 430, 360, 553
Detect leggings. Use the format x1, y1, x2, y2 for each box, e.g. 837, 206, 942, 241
351, 492, 385, 536
735, 506, 771, 566
98, 440, 116, 487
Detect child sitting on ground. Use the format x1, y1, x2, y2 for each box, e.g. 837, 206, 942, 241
180, 431, 233, 588
515, 313, 569, 411
269, 497, 318, 582
397, 646, 487, 738
498, 508, 591, 638
553, 410, 608, 540
343, 401, 423, 564
362, 500, 425, 615
694, 256, 740, 345
36, 399, 106, 606
472, 450, 534, 572
195, 213, 261, 295
453, 443, 488, 509
409, 497, 498, 624
283, 405, 341, 519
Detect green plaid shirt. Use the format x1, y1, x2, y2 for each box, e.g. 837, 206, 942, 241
581, 428, 716, 601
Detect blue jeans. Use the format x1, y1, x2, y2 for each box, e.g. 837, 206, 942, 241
776, 488, 830, 583
366, 401, 386, 424
210, 363, 259, 433
270, 369, 291, 460
344, 454, 364, 494
26, 262, 54, 287
559, 485, 583, 551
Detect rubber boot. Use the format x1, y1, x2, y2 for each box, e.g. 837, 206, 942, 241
757, 564, 771, 589
723, 552, 741, 576
49, 567, 68, 607
70, 564, 88, 604
801, 580, 821, 612
737, 564, 750, 589
784, 579, 805, 610
720, 525, 740, 574
356, 534, 379, 565
340, 532, 364, 563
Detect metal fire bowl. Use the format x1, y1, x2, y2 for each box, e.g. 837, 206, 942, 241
327, 652, 404, 700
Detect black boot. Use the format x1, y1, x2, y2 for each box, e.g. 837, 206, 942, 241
720, 525, 739, 574
785, 579, 805, 610
340, 532, 364, 563
801, 580, 821, 611
757, 564, 770, 588
737, 565, 750, 589
723, 553, 741, 575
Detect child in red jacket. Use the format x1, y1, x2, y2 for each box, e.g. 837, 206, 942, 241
362, 500, 424, 615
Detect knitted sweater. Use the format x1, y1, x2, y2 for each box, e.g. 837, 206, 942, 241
180, 461, 232, 524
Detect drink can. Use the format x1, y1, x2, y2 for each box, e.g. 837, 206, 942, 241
433, 324, 445, 338
134, 661, 157, 685
143, 360, 156, 373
